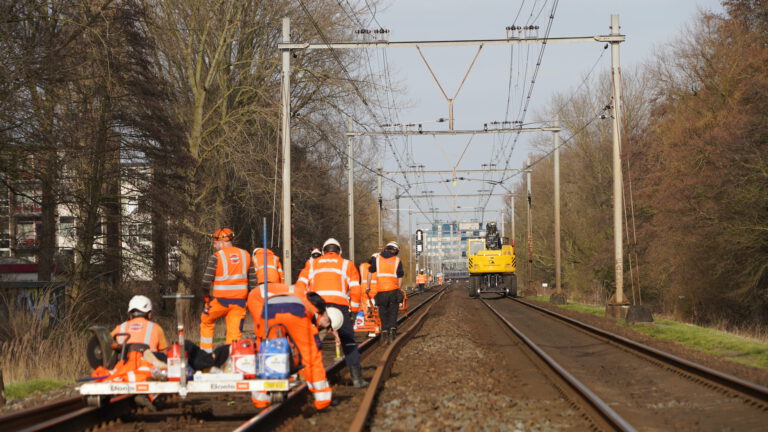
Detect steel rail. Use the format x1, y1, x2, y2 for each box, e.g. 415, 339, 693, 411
0, 289, 446, 432
514, 298, 768, 402
234, 287, 446, 431
348, 288, 447, 432
481, 298, 637, 432
0, 394, 133, 432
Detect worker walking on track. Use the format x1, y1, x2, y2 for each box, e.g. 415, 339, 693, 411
246, 281, 337, 410
252, 247, 284, 283
199, 228, 253, 353
296, 238, 368, 388
366, 241, 404, 344
416, 270, 427, 294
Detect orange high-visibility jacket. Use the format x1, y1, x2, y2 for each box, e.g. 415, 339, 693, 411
246, 283, 318, 338
416, 273, 427, 284
359, 262, 378, 296
213, 246, 251, 299
375, 255, 401, 292
296, 252, 361, 308
252, 248, 285, 284
111, 317, 168, 352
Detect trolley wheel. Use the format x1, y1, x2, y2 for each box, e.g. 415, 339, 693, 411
85, 395, 109, 408
270, 392, 286, 404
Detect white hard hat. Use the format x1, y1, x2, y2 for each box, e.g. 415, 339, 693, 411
326, 307, 344, 332
323, 238, 342, 252
385, 241, 400, 250
371, 252, 379, 258
128, 295, 152, 314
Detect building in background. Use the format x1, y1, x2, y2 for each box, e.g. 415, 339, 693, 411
421, 221, 487, 277
0, 164, 162, 282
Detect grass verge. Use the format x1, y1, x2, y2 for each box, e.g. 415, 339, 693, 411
526, 295, 768, 369
5, 379, 70, 400
631, 320, 768, 369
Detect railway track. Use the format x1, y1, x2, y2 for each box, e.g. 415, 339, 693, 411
0, 286, 445, 432
481, 296, 768, 431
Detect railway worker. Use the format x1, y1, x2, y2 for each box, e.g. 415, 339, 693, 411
246, 282, 339, 410
357, 253, 378, 311
296, 238, 368, 388
112, 295, 169, 353
416, 270, 427, 294
199, 228, 253, 353
366, 241, 404, 344
252, 247, 284, 284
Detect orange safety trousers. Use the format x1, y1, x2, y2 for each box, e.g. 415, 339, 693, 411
200, 298, 246, 351
251, 311, 331, 410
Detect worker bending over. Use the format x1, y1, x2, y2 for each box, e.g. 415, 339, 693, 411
246, 281, 339, 410
296, 238, 368, 388
367, 241, 404, 344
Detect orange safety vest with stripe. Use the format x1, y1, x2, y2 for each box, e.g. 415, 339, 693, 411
359, 262, 377, 295
296, 252, 360, 308
416, 273, 427, 284
213, 246, 251, 300
252, 248, 285, 284
111, 317, 168, 352
375, 255, 401, 292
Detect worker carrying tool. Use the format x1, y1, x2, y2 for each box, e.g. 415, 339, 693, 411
296, 238, 368, 388
252, 247, 284, 284
246, 281, 339, 410
416, 270, 427, 294
366, 241, 405, 344
199, 228, 254, 352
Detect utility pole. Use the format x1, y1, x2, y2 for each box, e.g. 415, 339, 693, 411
611, 14, 625, 306
551, 117, 566, 304
347, 117, 355, 263
510, 195, 515, 247
409, 209, 413, 282
526, 158, 533, 294
280, 18, 292, 283
377, 166, 383, 248
395, 188, 400, 247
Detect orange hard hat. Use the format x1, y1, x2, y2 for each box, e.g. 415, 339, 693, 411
212, 228, 234, 241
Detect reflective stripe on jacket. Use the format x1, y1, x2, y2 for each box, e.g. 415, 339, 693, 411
296, 252, 360, 307
213, 246, 250, 299
252, 248, 285, 284
376, 255, 401, 292
111, 317, 168, 352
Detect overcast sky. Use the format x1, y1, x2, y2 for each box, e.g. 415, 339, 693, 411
344, 0, 725, 232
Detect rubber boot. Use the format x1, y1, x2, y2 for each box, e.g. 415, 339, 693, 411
350, 366, 368, 388
389, 328, 397, 344
380, 330, 390, 344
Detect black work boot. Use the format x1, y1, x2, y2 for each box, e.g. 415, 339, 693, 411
389, 328, 397, 344
350, 366, 369, 388
380, 330, 389, 344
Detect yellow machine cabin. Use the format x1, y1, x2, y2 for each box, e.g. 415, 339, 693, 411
466, 239, 516, 274
465, 222, 517, 298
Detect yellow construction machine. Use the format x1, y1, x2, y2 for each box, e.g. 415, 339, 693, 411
466, 222, 517, 298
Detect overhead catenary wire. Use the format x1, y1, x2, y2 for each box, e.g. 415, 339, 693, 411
478, 0, 560, 219
297, 0, 437, 224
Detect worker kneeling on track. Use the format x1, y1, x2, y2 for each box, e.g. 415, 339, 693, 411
246, 281, 340, 411
89, 295, 225, 410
